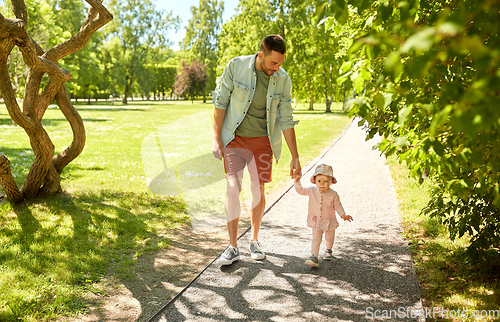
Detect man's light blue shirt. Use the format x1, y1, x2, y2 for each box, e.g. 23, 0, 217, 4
214, 54, 298, 163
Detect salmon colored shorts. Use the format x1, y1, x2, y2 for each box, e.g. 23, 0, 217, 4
223, 136, 273, 184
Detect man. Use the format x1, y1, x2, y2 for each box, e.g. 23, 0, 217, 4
212, 34, 301, 265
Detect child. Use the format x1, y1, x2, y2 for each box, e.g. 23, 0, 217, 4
294, 163, 353, 267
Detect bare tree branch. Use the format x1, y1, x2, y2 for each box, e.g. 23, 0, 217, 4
45, 0, 113, 62
10, 0, 28, 26
53, 86, 86, 173
0, 60, 33, 129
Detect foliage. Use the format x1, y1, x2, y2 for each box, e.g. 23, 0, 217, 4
216, 0, 347, 109
1, 0, 66, 97
217, 0, 280, 75
389, 156, 500, 319
328, 0, 500, 258
174, 59, 208, 103
182, 0, 224, 101
285, 0, 345, 110
152, 66, 177, 99
103, 0, 179, 103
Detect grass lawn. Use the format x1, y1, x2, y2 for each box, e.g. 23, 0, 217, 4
388, 157, 500, 322
0, 100, 351, 321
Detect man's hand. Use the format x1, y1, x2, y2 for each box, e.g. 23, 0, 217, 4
212, 108, 226, 161
290, 157, 301, 179
212, 138, 223, 160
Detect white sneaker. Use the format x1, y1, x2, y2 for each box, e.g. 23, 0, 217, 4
217, 246, 240, 265
249, 241, 266, 260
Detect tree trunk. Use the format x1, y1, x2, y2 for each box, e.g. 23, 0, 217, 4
309, 94, 314, 110
342, 82, 346, 108
123, 75, 131, 104
0, 0, 112, 202
279, 0, 285, 39
323, 23, 334, 113
0, 154, 23, 202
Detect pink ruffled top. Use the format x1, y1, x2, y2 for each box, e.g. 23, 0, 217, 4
294, 181, 346, 231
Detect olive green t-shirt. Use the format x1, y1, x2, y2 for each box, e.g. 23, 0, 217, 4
235, 69, 270, 137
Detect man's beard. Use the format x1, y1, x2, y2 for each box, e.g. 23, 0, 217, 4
260, 61, 274, 76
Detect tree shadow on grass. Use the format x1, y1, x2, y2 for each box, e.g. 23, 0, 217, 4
3, 189, 214, 321
293, 110, 346, 116
75, 107, 147, 112
158, 222, 425, 322
0, 117, 16, 126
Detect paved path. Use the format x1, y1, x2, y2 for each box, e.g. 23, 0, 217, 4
149, 121, 424, 322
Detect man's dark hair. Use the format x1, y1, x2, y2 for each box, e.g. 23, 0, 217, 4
260, 35, 286, 55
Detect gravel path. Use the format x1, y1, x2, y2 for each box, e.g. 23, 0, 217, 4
149, 121, 425, 322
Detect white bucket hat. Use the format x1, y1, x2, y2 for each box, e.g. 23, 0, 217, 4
310, 163, 337, 184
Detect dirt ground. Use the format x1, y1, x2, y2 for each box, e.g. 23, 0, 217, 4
58, 206, 256, 322
62, 184, 288, 322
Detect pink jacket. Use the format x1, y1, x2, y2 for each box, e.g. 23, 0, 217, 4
294, 181, 346, 231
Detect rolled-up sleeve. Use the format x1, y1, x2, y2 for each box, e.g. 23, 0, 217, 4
214, 60, 234, 111
278, 76, 298, 130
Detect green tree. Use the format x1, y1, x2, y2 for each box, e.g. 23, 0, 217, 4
104, 0, 179, 104
217, 0, 280, 75
182, 0, 224, 103
153, 66, 176, 99
49, 0, 110, 102
216, 0, 344, 111
330, 0, 500, 259
1, 0, 66, 98
285, 0, 334, 110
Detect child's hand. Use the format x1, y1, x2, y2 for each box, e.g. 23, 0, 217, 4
342, 215, 353, 222
294, 175, 301, 182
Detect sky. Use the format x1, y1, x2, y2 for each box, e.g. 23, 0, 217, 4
155, 0, 240, 52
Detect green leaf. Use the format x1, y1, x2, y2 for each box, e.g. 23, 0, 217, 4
360, 66, 372, 81
367, 127, 379, 139
318, 17, 335, 31
349, 39, 365, 54
336, 0, 346, 10
436, 22, 461, 37
379, 4, 394, 22
432, 140, 445, 157
401, 28, 435, 53
340, 61, 352, 74
453, 36, 489, 57
395, 136, 410, 147
385, 145, 397, 156
429, 105, 452, 139
352, 71, 365, 93
398, 106, 412, 125
335, 4, 349, 25
364, 15, 374, 29
315, 2, 329, 20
